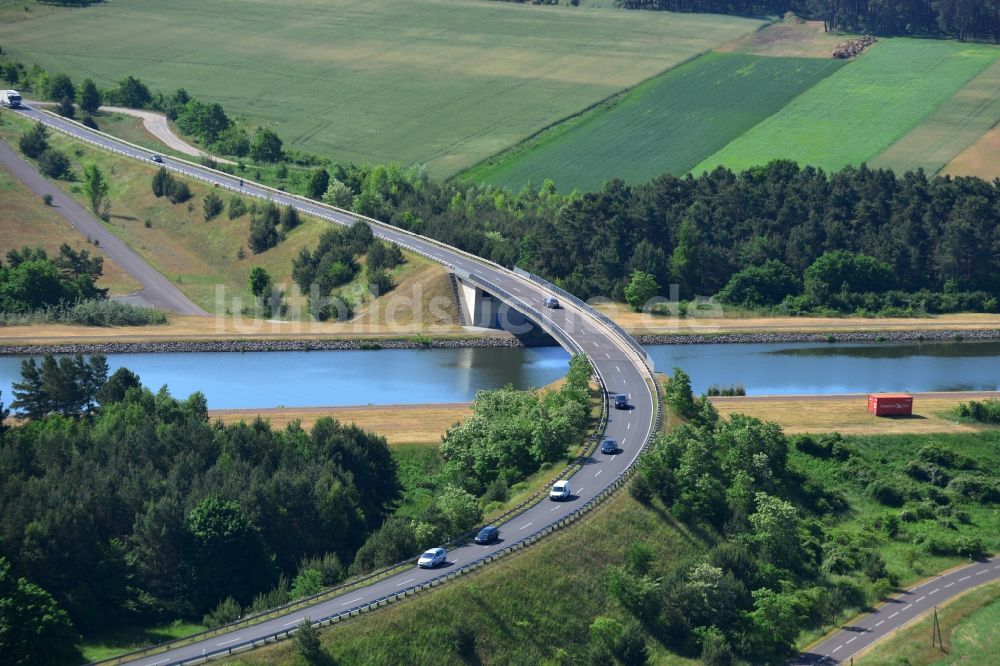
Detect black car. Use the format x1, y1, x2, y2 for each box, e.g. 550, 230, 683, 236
474, 525, 499, 545
614, 393, 629, 409
601, 439, 618, 454
151, 154, 163, 163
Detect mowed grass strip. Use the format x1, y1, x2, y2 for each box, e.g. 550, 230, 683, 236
695, 39, 1000, 174
468, 52, 844, 192
872, 57, 1000, 175
0, 0, 763, 177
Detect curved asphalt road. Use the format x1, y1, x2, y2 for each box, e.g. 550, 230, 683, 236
0, 138, 206, 315
792, 555, 1000, 664
10, 105, 658, 665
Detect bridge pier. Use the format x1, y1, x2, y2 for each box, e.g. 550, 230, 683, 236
453, 273, 555, 346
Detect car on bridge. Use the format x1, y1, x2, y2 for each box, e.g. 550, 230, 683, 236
418, 547, 446, 568
543, 296, 560, 309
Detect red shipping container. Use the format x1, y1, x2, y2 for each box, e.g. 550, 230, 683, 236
868, 394, 913, 416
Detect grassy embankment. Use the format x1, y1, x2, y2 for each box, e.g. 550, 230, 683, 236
0, 159, 139, 295
0, 0, 762, 177
695, 38, 1000, 174
216, 417, 1000, 666
0, 110, 463, 330
857, 579, 1000, 664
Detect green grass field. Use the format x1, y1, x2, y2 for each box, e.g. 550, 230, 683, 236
0, 0, 762, 177
464, 51, 844, 192
695, 39, 1000, 175
871, 57, 1000, 175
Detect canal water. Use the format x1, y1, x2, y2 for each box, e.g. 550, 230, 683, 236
0, 341, 997, 409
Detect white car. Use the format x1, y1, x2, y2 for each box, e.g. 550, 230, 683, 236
417, 547, 446, 568
549, 480, 571, 501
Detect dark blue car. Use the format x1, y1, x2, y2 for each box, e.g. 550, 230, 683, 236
474, 525, 500, 545
601, 439, 618, 454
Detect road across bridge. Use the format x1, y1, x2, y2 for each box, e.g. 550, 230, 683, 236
9, 105, 661, 665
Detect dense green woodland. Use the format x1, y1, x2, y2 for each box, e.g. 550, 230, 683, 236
0, 367, 400, 656
0, 355, 592, 663
616, 0, 1000, 42
324, 160, 1000, 315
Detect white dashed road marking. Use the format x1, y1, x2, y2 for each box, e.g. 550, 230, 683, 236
520, 522, 533, 530
284, 618, 304, 627
217, 637, 242, 647
960, 575, 972, 582
903, 604, 912, 611
341, 596, 364, 606
846, 637, 856, 645
395, 577, 415, 587
832, 646, 842, 653
929, 588, 939, 595
889, 612, 899, 619
945, 582, 955, 588
594, 469, 602, 477
874, 620, 884, 627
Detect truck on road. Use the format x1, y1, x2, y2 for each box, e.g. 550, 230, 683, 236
1, 90, 22, 108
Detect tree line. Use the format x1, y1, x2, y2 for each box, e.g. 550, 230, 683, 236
615, 0, 1000, 42
0, 357, 402, 660
287, 160, 1000, 317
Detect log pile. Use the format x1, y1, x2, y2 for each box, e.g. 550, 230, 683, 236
832, 36, 877, 58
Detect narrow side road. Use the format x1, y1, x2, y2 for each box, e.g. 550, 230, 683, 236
0, 140, 208, 315
792, 555, 1000, 664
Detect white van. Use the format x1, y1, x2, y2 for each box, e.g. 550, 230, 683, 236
549, 479, 571, 501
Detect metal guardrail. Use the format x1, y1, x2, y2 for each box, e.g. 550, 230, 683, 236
15, 106, 662, 666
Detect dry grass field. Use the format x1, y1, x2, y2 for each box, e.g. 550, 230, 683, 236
0, 162, 140, 296
944, 122, 1000, 181
597, 304, 1000, 336
209, 403, 471, 445
711, 392, 999, 435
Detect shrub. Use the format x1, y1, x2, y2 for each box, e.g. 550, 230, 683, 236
202, 192, 224, 220
867, 482, 904, 507
0, 300, 167, 327
202, 596, 241, 628
167, 179, 191, 204
227, 195, 247, 219
37, 149, 70, 179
